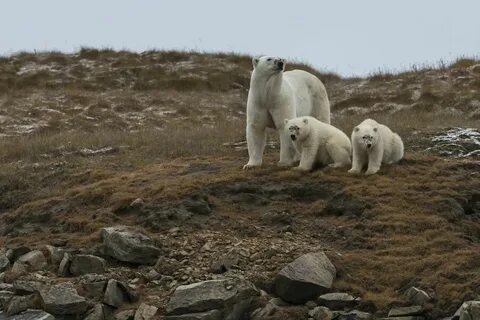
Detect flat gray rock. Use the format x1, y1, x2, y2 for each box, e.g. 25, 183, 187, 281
0, 310, 54, 320
101, 226, 161, 265
165, 310, 222, 320
103, 279, 136, 308
134, 303, 158, 320
388, 306, 423, 317
16, 251, 47, 271
39, 282, 87, 315
317, 292, 359, 310
70, 254, 106, 276
332, 310, 372, 320
274, 252, 336, 304
84, 304, 106, 320
404, 287, 431, 306
166, 278, 258, 316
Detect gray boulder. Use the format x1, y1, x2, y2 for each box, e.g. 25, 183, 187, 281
103, 279, 137, 308
274, 252, 336, 304
16, 251, 47, 272
388, 306, 423, 317
166, 278, 258, 318
165, 310, 222, 320
44, 245, 66, 266
453, 301, 480, 320
134, 303, 158, 320
0, 310, 54, 320
0, 256, 10, 273
84, 304, 107, 320
39, 282, 87, 315
70, 254, 106, 276
404, 287, 431, 306
5, 247, 30, 262
57, 253, 71, 276
317, 292, 359, 310
81, 274, 108, 299
101, 226, 161, 265
13, 281, 43, 295
5, 294, 41, 316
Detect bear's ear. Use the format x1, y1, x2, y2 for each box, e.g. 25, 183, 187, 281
303, 118, 308, 124
373, 127, 378, 132
354, 127, 360, 132
252, 57, 260, 68
284, 119, 289, 125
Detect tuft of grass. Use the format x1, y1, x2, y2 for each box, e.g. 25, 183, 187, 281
449, 57, 479, 69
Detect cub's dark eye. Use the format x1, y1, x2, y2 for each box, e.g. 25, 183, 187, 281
267, 58, 272, 61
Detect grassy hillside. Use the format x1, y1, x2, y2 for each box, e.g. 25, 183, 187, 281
0, 49, 479, 318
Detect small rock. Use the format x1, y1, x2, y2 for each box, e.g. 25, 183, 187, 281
5, 247, 30, 262
130, 198, 145, 208
16, 251, 47, 271
5, 294, 41, 316
468, 64, 480, 74
0, 256, 10, 272
134, 303, 158, 320
317, 292, 359, 310
155, 257, 181, 275
40, 282, 88, 315
274, 252, 336, 304
332, 309, 371, 320
11, 262, 28, 274
166, 278, 258, 316
453, 301, 480, 320
404, 287, 431, 306
305, 300, 317, 309
115, 309, 135, 320
84, 303, 107, 320
0, 309, 55, 320
101, 226, 161, 265
70, 254, 106, 276
388, 306, 423, 317
103, 279, 136, 308
44, 245, 66, 266
13, 281, 43, 294
145, 269, 161, 281
309, 306, 333, 320
58, 253, 72, 276
81, 274, 108, 299
165, 310, 222, 320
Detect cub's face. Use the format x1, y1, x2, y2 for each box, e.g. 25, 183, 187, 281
353, 126, 378, 149
284, 118, 310, 142
252, 56, 286, 74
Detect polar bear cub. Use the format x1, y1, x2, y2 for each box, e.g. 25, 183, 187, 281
284, 116, 351, 171
349, 119, 404, 175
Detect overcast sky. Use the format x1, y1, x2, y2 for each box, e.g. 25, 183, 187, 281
1, 0, 479, 76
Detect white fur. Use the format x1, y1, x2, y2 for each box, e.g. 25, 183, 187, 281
349, 119, 404, 175
284, 116, 351, 171
243, 56, 330, 169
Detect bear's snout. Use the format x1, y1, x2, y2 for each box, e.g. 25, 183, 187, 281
290, 134, 296, 141
278, 61, 284, 70
367, 143, 372, 148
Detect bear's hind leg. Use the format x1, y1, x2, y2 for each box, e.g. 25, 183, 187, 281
294, 146, 317, 171
326, 143, 351, 168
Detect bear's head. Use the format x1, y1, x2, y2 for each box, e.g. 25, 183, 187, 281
353, 125, 379, 149
252, 56, 286, 74
284, 117, 311, 142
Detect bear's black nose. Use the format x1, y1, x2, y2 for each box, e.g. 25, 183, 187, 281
367, 143, 372, 148
278, 61, 284, 69
290, 135, 296, 141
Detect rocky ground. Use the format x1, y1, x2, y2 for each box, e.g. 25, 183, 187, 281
0, 50, 479, 319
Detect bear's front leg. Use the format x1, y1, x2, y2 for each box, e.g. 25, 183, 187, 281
278, 129, 298, 167
365, 146, 383, 175
294, 146, 316, 171
243, 123, 267, 170
348, 145, 366, 174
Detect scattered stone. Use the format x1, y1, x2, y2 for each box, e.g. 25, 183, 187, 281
388, 306, 423, 317
130, 198, 145, 208
16, 251, 47, 271
11, 262, 28, 274
134, 303, 158, 320
115, 309, 135, 320
0, 309, 55, 320
452, 301, 480, 320
145, 269, 161, 281
332, 309, 371, 320
13, 281, 43, 295
0, 291, 14, 308
404, 287, 431, 306
44, 245, 66, 266
5, 247, 30, 262
103, 279, 136, 308
309, 306, 333, 320
39, 282, 87, 315
5, 294, 41, 316
0, 256, 10, 272
57, 253, 72, 276
317, 292, 360, 310
101, 226, 161, 265
274, 252, 336, 304
165, 310, 222, 320
84, 303, 107, 320
81, 274, 108, 299
166, 278, 258, 317
70, 254, 106, 276
209, 248, 240, 274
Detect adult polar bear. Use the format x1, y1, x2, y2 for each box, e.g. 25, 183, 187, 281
243, 56, 330, 169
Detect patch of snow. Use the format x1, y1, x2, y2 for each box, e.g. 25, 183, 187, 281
427, 127, 480, 158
